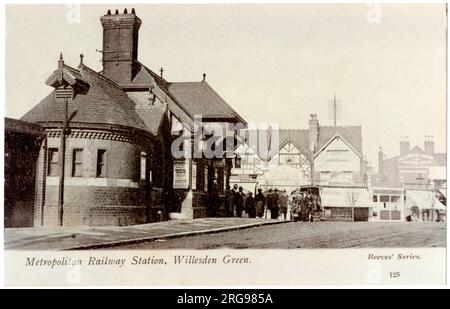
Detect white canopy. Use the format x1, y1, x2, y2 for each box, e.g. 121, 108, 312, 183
258, 165, 309, 187
405, 190, 446, 211
438, 188, 446, 198
320, 187, 372, 208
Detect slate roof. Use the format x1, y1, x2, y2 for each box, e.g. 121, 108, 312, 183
278, 129, 311, 157
135, 104, 168, 136
317, 125, 363, 155
123, 62, 246, 126
243, 126, 363, 161
167, 82, 244, 122
21, 64, 150, 133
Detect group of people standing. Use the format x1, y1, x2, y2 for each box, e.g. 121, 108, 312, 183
291, 191, 322, 222
224, 184, 289, 220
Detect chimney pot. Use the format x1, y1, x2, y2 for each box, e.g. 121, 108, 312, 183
132, 8, 136, 14
202, 73, 206, 82
424, 136, 435, 154
107, 10, 111, 15
101, 7, 142, 84
400, 137, 410, 156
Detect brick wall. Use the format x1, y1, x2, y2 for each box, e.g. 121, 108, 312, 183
34, 138, 47, 226
192, 191, 208, 218
43, 186, 146, 226
40, 132, 153, 226
46, 136, 143, 181
42, 204, 147, 226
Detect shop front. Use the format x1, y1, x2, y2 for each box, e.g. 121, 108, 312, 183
320, 186, 372, 221
405, 190, 446, 222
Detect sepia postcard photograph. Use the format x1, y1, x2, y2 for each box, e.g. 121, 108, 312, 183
1, 2, 448, 287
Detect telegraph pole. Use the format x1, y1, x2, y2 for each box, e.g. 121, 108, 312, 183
58, 95, 68, 226
333, 93, 337, 127
328, 93, 343, 127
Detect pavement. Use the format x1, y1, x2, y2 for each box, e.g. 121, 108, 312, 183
4, 218, 288, 250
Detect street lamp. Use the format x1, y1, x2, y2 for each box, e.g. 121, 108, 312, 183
46, 53, 89, 226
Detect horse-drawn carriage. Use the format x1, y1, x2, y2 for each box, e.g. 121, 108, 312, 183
290, 185, 323, 222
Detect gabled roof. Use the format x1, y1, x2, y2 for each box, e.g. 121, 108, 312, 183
167, 82, 246, 124
313, 132, 363, 158
120, 62, 246, 127
242, 126, 363, 161
45, 62, 87, 89
21, 63, 150, 133
318, 126, 363, 155
278, 129, 310, 158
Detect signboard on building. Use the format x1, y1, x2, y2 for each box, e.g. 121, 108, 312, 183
204, 166, 208, 192
173, 160, 189, 189
223, 170, 227, 191
192, 162, 197, 190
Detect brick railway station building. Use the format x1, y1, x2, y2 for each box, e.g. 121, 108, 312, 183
16, 9, 245, 226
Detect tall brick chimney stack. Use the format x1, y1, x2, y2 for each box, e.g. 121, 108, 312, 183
308, 114, 319, 152
399, 136, 410, 156
100, 8, 141, 85
424, 135, 435, 154
378, 147, 384, 174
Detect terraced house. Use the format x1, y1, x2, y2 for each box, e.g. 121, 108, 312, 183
20, 8, 246, 226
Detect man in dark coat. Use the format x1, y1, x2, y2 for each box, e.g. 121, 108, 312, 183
230, 184, 239, 216
255, 188, 266, 218
299, 193, 309, 222
270, 189, 280, 219
244, 192, 256, 218
235, 186, 245, 217
225, 185, 234, 217
279, 190, 288, 220
209, 179, 220, 217
266, 189, 274, 218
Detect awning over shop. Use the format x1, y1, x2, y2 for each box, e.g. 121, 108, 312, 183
405, 190, 446, 211
320, 187, 372, 208
438, 188, 446, 198
258, 165, 309, 187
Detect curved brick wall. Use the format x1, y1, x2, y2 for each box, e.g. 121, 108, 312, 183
38, 130, 152, 226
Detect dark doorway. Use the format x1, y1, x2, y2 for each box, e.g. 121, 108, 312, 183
4, 118, 44, 227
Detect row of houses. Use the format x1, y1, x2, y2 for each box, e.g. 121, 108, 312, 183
229, 123, 446, 222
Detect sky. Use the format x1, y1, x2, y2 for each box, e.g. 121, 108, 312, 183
4, 4, 447, 169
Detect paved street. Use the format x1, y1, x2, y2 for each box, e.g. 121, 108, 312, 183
4, 218, 283, 250
114, 221, 446, 249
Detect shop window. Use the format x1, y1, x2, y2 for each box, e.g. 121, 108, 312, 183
380, 195, 390, 203
96, 150, 107, 178
48, 148, 59, 176
380, 210, 390, 220
72, 149, 83, 177
391, 195, 400, 203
